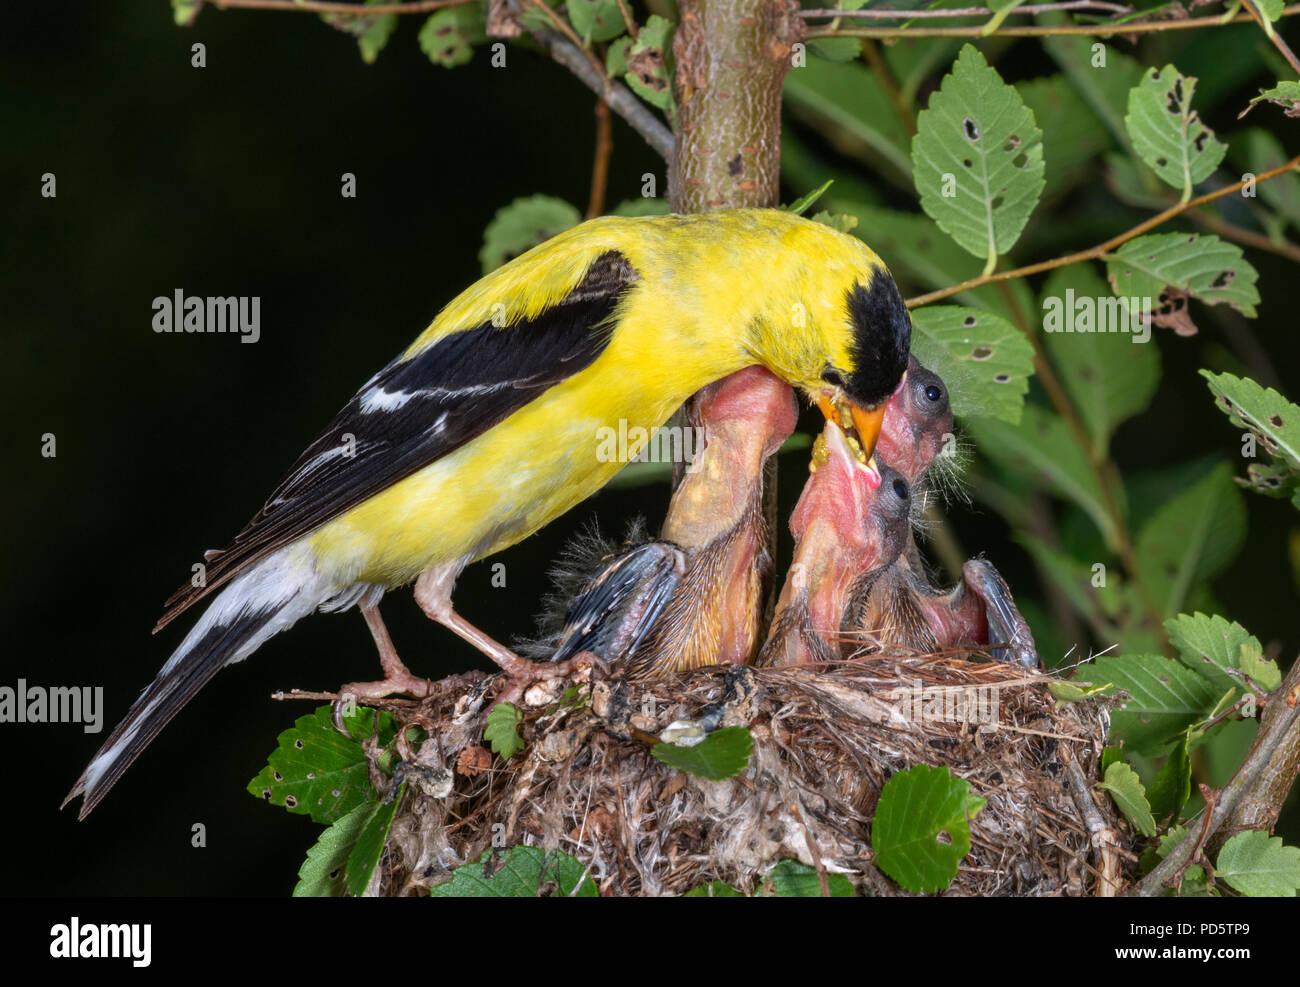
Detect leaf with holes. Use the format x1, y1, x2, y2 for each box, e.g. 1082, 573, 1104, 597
1202, 370, 1300, 508
911, 44, 1045, 273
417, 4, 486, 68
1134, 462, 1246, 617
1040, 264, 1160, 457
1097, 761, 1157, 836
1086, 654, 1221, 754
968, 405, 1116, 548
652, 726, 753, 781
624, 16, 675, 118
1125, 66, 1226, 199
294, 800, 377, 897
479, 195, 581, 274
1216, 831, 1300, 897
1243, 81, 1300, 118
1105, 234, 1259, 332
764, 860, 856, 897
429, 846, 599, 897
1165, 611, 1262, 695
248, 705, 396, 824
909, 306, 1033, 423
872, 764, 986, 893
485, 702, 525, 760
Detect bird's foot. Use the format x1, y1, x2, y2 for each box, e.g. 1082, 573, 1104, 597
337, 668, 433, 702
491, 654, 593, 706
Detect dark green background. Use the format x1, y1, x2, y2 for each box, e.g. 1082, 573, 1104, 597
4, 5, 1297, 894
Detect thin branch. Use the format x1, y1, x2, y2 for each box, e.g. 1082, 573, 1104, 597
800, 1, 1132, 19
905, 155, 1300, 310
614, 0, 639, 37
210, 0, 471, 12
807, 4, 1300, 38
1243, 0, 1300, 76
587, 97, 614, 219
531, 29, 675, 160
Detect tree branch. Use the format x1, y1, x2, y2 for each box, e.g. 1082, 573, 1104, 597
904, 155, 1300, 310
800, 1, 1132, 19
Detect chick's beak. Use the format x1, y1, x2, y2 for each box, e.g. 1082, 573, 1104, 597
816, 393, 885, 488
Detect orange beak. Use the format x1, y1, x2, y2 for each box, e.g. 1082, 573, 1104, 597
816, 392, 886, 487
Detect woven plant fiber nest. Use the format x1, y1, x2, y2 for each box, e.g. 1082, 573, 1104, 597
377, 652, 1133, 896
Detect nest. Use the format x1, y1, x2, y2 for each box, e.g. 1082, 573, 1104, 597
373, 651, 1137, 897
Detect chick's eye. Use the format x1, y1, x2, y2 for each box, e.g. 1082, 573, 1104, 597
925, 385, 943, 402
892, 477, 909, 500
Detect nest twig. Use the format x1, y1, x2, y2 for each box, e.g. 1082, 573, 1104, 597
368, 653, 1135, 896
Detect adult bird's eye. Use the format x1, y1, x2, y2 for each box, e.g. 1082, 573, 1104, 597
821, 368, 848, 389
925, 385, 942, 402
892, 477, 909, 500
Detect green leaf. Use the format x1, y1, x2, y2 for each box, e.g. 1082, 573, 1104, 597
1043, 34, 1145, 149
294, 800, 378, 897
912, 45, 1045, 273
807, 38, 864, 63
1244, 80, 1300, 118
1017, 75, 1110, 200
1101, 747, 1125, 774
1097, 761, 1157, 836
1165, 611, 1262, 695
1231, 129, 1300, 234
652, 726, 753, 781
784, 60, 912, 182
1216, 831, 1300, 896
1253, 0, 1284, 36
968, 405, 1116, 548
683, 880, 746, 897
1202, 370, 1300, 508
785, 179, 834, 216
417, 4, 486, 68
172, 0, 201, 26
624, 15, 675, 117
808, 210, 859, 234
606, 35, 632, 76
1106, 233, 1260, 326
872, 764, 986, 893
429, 846, 599, 897
1134, 463, 1247, 616
357, 13, 398, 64
1146, 729, 1192, 822
479, 195, 581, 274
1240, 640, 1282, 692
1039, 264, 1160, 457
484, 702, 525, 760
248, 705, 396, 824
1049, 680, 1111, 702
345, 788, 401, 896
609, 197, 671, 217
566, 0, 626, 42
1086, 653, 1222, 754
982, 0, 1029, 35
766, 859, 855, 897
1125, 66, 1226, 200
908, 306, 1034, 423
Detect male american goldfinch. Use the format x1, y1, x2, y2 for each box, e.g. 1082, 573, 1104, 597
757, 426, 913, 668
549, 366, 795, 678
65, 208, 913, 817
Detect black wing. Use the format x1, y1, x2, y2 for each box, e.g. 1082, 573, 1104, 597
156, 250, 638, 631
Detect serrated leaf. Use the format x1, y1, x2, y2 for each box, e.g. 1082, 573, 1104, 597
872, 764, 986, 893
1097, 761, 1157, 836
485, 702, 525, 760
418, 4, 486, 67
1134, 463, 1247, 616
765, 859, 855, 897
344, 789, 402, 896
1147, 729, 1192, 822
1106, 233, 1260, 325
479, 195, 580, 274
430, 846, 599, 897
968, 405, 1116, 547
1040, 264, 1160, 457
1125, 66, 1226, 199
784, 59, 912, 182
652, 726, 753, 781
909, 306, 1033, 423
1165, 611, 1262, 695
1202, 371, 1300, 498
1086, 654, 1222, 753
294, 800, 377, 898
624, 15, 675, 117
1216, 831, 1300, 896
1240, 641, 1282, 691
786, 180, 834, 217
566, 0, 625, 42
1244, 81, 1300, 118
683, 880, 746, 897
912, 45, 1045, 272
248, 705, 395, 824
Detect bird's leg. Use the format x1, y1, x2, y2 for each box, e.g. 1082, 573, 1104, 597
338, 604, 433, 700
414, 562, 584, 702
